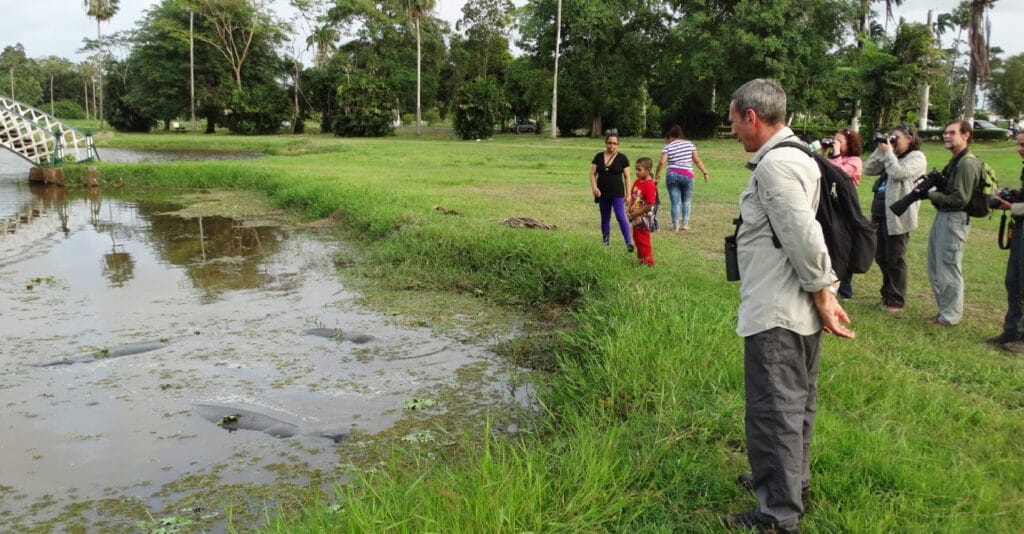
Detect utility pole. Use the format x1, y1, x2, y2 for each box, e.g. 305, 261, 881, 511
549, 0, 561, 140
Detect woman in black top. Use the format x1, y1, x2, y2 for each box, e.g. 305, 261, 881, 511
589, 134, 635, 251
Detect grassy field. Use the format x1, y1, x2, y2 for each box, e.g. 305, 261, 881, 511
77, 130, 1024, 532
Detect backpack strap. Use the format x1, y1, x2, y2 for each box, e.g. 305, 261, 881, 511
756, 140, 815, 249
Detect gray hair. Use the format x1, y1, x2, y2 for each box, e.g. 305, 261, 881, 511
731, 79, 787, 125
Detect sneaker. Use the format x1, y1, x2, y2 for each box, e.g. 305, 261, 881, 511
1002, 340, 1024, 353
627, 244, 635, 253
987, 333, 1018, 346
736, 473, 809, 516
721, 509, 799, 534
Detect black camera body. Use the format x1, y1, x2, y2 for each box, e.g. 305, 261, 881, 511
874, 132, 897, 145
819, 138, 834, 148
990, 187, 1022, 208
890, 170, 944, 216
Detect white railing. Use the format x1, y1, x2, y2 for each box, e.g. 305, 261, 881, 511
0, 96, 99, 165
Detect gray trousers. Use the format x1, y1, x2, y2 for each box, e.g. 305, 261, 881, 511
744, 327, 821, 529
927, 211, 969, 325
1003, 217, 1024, 339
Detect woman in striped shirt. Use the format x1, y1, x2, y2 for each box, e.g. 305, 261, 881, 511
655, 125, 709, 231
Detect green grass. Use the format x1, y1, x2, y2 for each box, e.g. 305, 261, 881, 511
75, 131, 1024, 532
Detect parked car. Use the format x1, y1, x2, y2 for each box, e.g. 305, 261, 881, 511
511, 119, 538, 134
973, 119, 1012, 140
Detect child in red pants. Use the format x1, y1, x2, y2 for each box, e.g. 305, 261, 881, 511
628, 157, 657, 265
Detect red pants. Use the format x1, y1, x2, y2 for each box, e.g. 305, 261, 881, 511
633, 227, 653, 265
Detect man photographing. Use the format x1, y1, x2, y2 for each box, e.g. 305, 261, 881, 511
989, 131, 1024, 351
926, 119, 982, 327
724, 78, 853, 533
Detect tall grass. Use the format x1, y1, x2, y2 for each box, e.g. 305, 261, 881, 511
79, 132, 1024, 531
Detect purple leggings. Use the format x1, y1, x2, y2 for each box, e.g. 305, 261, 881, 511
598, 197, 632, 246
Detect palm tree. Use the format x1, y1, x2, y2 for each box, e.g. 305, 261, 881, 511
851, 0, 905, 132
83, 0, 120, 128
401, 0, 435, 136
963, 0, 997, 121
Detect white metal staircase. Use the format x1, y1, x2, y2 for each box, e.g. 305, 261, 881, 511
0, 96, 100, 165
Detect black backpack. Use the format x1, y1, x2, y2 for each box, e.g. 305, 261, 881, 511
767, 142, 877, 280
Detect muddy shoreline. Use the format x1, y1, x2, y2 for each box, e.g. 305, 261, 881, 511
0, 186, 535, 532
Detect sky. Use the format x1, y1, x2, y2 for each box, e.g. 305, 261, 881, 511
1, 0, 1021, 64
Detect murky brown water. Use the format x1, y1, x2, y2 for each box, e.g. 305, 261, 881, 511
0, 170, 528, 531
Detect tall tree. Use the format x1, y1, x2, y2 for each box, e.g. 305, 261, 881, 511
83, 0, 120, 127
190, 0, 281, 91
456, 0, 514, 79
40, 57, 73, 115
520, 0, 666, 137
401, 0, 436, 135
989, 53, 1024, 118
963, 0, 997, 121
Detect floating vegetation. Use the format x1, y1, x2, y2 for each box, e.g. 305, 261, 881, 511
402, 397, 437, 410
135, 514, 194, 533
401, 430, 437, 444
25, 276, 57, 291
216, 414, 241, 431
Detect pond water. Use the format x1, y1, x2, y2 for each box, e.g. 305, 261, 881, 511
0, 160, 529, 530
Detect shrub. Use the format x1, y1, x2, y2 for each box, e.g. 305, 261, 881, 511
333, 73, 395, 137
224, 86, 289, 135
453, 77, 505, 140
51, 100, 85, 120
402, 113, 416, 125
422, 109, 441, 125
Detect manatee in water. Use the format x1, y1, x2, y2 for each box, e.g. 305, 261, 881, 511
34, 335, 194, 367
193, 404, 347, 443
303, 328, 374, 344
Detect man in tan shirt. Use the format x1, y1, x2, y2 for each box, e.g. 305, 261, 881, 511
723, 78, 854, 534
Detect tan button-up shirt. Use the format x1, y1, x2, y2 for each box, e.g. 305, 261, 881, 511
736, 127, 835, 337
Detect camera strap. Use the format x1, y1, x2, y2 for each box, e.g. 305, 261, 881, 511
999, 212, 1013, 250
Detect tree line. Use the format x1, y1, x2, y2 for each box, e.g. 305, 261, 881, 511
1, 0, 1021, 139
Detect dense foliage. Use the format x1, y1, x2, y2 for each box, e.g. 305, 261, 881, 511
0, 0, 1015, 138
452, 76, 504, 139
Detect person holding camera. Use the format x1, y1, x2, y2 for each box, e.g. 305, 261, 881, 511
863, 124, 927, 312
820, 128, 863, 185
821, 128, 864, 298
989, 131, 1024, 351
723, 79, 853, 534
927, 119, 983, 327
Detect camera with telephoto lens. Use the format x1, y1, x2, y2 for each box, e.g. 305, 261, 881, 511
989, 187, 1022, 208
819, 138, 834, 148
890, 169, 944, 216
874, 132, 897, 145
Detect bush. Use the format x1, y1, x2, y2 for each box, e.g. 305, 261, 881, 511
402, 113, 416, 126
453, 77, 505, 140
422, 109, 441, 125
333, 73, 395, 137
51, 100, 85, 120
224, 86, 289, 135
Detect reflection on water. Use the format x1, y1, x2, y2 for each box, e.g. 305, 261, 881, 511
0, 181, 286, 300
0, 174, 527, 532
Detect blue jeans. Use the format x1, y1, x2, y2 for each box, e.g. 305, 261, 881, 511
665, 171, 694, 227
